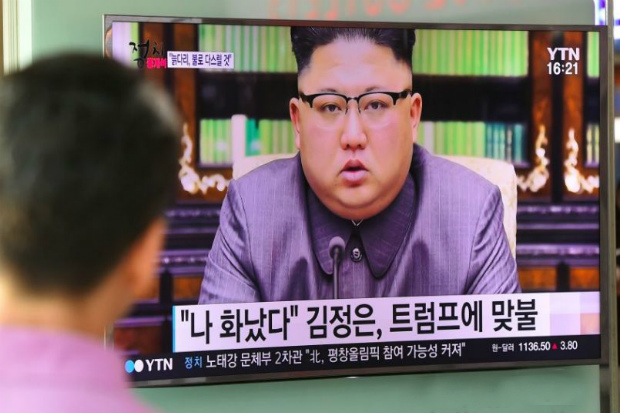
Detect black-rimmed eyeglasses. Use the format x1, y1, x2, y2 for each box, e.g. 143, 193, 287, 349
298, 89, 413, 128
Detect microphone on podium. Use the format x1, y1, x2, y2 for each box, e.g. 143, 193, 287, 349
329, 236, 345, 299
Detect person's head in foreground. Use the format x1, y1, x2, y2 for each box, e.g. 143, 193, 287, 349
289, 27, 421, 221
0, 54, 180, 412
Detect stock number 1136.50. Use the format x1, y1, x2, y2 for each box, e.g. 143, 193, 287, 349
518, 341, 551, 352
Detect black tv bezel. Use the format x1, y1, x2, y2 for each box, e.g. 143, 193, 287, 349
103, 14, 613, 389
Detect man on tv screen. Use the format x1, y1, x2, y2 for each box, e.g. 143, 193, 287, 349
200, 26, 521, 304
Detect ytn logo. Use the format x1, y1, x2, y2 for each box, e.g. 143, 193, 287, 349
125, 358, 173, 373
547, 47, 580, 61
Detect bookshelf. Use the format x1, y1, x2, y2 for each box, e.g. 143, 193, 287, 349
189, 26, 533, 170
119, 24, 601, 200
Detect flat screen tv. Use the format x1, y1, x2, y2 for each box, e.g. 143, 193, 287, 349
103, 15, 612, 387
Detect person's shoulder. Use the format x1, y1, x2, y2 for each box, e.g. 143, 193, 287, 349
236, 154, 299, 183
416, 146, 498, 195
230, 154, 304, 204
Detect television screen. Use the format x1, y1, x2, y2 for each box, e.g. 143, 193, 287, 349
104, 16, 609, 385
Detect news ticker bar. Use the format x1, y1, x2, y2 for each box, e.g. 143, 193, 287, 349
125, 335, 600, 382
173, 292, 599, 352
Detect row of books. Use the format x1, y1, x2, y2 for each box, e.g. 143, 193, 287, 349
198, 25, 296, 73
245, 118, 297, 157
587, 32, 600, 78
199, 118, 295, 164
199, 119, 232, 164
199, 117, 529, 165
413, 30, 529, 77
417, 121, 527, 163
197, 25, 531, 77
200, 118, 602, 167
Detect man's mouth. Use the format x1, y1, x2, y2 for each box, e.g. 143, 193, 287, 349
342, 159, 367, 172
340, 159, 368, 185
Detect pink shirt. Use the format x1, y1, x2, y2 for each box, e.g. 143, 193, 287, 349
0, 327, 156, 413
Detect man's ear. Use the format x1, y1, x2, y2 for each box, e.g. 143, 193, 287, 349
289, 97, 302, 150
409, 92, 423, 144
120, 218, 166, 300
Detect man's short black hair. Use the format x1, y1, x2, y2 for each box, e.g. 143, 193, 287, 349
290, 27, 416, 74
0, 54, 181, 296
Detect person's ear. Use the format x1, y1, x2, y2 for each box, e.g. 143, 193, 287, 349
289, 97, 302, 150
120, 218, 167, 300
409, 92, 423, 144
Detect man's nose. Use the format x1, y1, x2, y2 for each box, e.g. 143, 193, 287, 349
340, 103, 368, 150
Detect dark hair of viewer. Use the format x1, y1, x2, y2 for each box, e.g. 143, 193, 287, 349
290, 27, 416, 74
0, 54, 181, 296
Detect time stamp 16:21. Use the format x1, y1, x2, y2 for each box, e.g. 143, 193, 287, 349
547, 46, 581, 75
